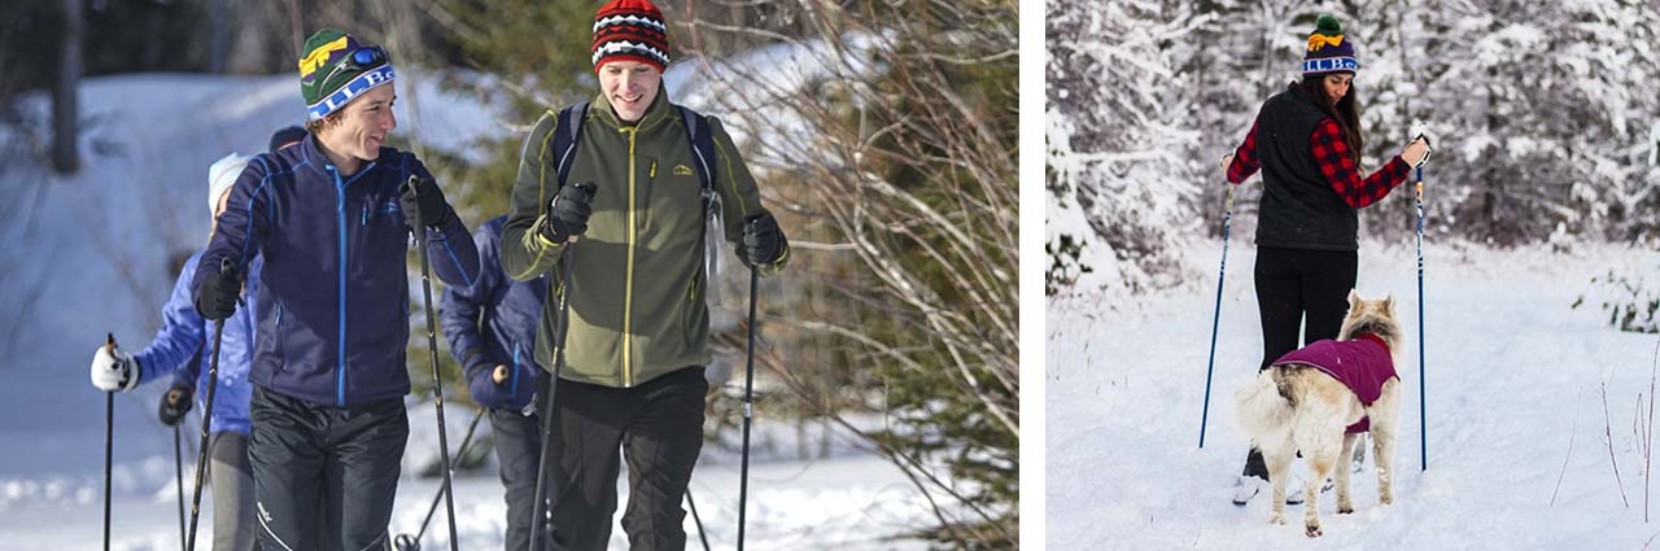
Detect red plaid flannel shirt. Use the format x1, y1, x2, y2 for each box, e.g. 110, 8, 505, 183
1227, 119, 1411, 209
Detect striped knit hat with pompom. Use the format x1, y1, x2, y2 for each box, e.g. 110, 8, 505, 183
592, 0, 670, 73
1303, 13, 1359, 75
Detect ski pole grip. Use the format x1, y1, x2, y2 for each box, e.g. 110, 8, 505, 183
1412, 133, 1433, 167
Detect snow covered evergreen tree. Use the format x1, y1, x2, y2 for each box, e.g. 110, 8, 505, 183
1047, 0, 1211, 295
1048, 0, 1660, 296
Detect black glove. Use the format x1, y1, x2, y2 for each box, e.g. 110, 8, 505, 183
741, 212, 786, 267
540, 182, 597, 242
158, 384, 194, 427
193, 258, 241, 321
399, 175, 451, 229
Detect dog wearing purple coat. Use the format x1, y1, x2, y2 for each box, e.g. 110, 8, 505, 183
1234, 290, 1404, 537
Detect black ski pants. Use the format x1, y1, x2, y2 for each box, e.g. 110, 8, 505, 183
544, 366, 707, 551
1243, 245, 1358, 480
249, 386, 407, 551
490, 406, 542, 551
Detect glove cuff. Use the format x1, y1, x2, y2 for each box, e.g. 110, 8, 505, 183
424, 204, 452, 229
121, 356, 142, 391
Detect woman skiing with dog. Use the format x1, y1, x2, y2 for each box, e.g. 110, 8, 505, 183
1220, 13, 1430, 505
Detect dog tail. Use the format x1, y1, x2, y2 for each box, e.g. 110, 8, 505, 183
1233, 367, 1296, 439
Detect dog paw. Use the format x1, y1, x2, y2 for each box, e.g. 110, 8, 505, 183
1305, 524, 1323, 538
1337, 504, 1354, 515
1270, 513, 1286, 525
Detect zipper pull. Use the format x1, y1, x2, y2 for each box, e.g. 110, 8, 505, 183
650, 160, 657, 179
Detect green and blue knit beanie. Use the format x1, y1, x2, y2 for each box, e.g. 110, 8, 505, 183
298, 29, 396, 121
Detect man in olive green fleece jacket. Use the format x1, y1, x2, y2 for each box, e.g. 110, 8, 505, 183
499, 0, 788, 548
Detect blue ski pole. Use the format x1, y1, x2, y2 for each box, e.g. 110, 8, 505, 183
1415, 165, 1427, 472
1411, 134, 1432, 471
1199, 183, 1236, 449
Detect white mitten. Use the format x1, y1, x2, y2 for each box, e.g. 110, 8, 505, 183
90, 343, 139, 392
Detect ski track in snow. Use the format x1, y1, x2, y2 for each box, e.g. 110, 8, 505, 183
1048, 240, 1660, 549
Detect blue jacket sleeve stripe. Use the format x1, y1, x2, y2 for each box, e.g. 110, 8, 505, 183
238, 156, 277, 269
439, 238, 475, 289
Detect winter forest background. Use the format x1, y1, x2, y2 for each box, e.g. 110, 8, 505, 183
1047, 2, 1660, 548
1048, 0, 1660, 333
0, 0, 1015, 548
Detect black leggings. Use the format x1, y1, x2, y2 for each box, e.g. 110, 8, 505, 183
1242, 245, 1358, 479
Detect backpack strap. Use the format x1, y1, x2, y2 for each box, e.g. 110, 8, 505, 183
675, 105, 717, 194
551, 101, 590, 189
675, 104, 724, 294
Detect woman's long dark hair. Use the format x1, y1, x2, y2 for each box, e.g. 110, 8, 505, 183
1300, 75, 1363, 167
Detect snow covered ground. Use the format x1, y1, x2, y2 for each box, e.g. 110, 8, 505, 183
0, 72, 935, 550
1047, 238, 1660, 549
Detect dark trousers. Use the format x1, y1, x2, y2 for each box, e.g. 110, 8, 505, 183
1243, 246, 1358, 480
544, 367, 707, 551
490, 407, 542, 551
207, 431, 258, 551
249, 386, 408, 551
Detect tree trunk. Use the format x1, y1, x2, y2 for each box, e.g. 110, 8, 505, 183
51, 0, 82, 174
208, 0, 227, 73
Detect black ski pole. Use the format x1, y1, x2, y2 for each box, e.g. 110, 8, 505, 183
528, 182, 592, 551
526, 268, 568, 551
686, 486, 712, 551
174, 421, 186, 550
528, 371, 557, 551
186, 258, 235, 551
407, 177, 462, 551
393, 406, 488, 551
1198, 183, 1236, 449
103, 333, 117, 551
737, 267, 759, 551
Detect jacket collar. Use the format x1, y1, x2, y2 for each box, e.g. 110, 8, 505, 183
590, 89, 674, 134
1354, 333, 1389, 355
299, 133, 379, 181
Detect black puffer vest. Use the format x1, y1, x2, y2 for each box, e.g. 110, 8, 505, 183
1255, 83, 1358, 251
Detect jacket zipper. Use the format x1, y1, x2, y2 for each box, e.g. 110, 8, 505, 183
511, 344, 521, 396
623, 126, 639, 387
329, 166, 348, 406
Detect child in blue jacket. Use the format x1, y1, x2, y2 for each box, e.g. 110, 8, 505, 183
90, 152, 262, 551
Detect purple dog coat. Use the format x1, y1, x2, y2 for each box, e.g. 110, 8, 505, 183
1272, 334, 1397, 433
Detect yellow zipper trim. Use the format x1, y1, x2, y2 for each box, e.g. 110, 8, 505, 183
623, 126, 638, 387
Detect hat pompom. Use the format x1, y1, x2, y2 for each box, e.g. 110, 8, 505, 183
1315, 13, 1343, 36
1302, 13, 1358, 74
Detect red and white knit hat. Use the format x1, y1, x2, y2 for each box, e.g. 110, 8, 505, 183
591, 0, 670, 73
